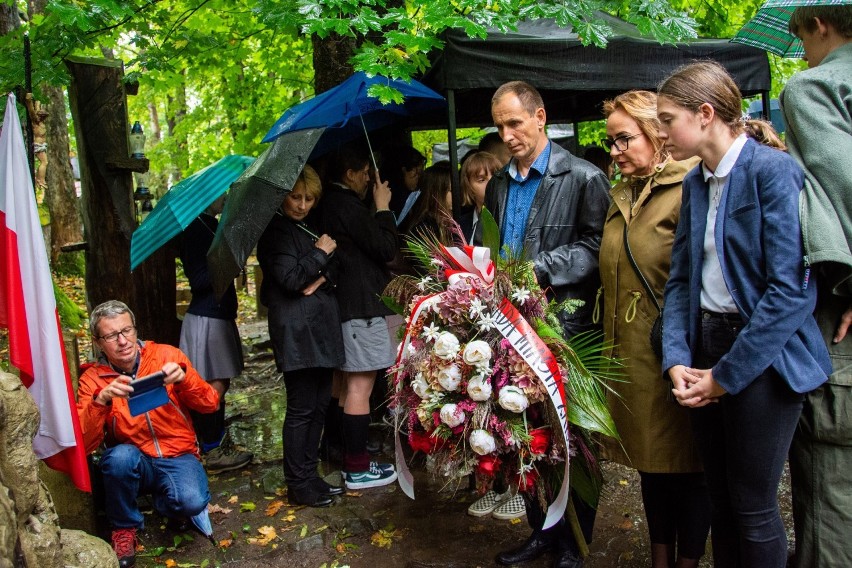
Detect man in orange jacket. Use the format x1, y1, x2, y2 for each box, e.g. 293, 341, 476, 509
77, 300, 220, 568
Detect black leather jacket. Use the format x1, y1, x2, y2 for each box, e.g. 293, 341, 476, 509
484, 142, 611, 337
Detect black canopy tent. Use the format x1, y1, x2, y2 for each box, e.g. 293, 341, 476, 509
416, 14, 772, 212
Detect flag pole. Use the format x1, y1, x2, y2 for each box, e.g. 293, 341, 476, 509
23, 32, 36, 188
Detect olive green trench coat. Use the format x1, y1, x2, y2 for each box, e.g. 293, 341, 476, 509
598, 157, 703, 473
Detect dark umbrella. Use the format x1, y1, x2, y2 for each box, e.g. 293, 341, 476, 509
207, 74, 446, 298
207, 129, 323, 299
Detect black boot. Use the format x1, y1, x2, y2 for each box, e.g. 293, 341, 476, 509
495, 529, 554, 565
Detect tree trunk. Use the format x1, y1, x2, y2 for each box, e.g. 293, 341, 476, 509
43, 85, 83, 262
312, 34, 356, 94
0, 2, 21, 35
165, 73, 188, 184
66, 56, 179, 346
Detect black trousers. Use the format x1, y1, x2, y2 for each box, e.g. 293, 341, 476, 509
691, 311, 804, 568
282, 367, 333, 489
523, 489, 596, 554
639, 471, 711, 559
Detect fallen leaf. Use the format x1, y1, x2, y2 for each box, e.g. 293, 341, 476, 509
240, 501, 256, 512
370, 527, 402, 549
218, 538, 233, 549
227, 495, 239, 504
275, 487, 287, 497
345, 491, 362, 497
299, 524, 308, 538
618, 517, 634, 530
164, 560, 177, 568
281, 513, 297, 523
313, 525, 328, 534
265, 500, 284, 517
510, 518, 522, 525
619, 478, 628, 486
208, 504, 232, 515
247, 525, 278, 546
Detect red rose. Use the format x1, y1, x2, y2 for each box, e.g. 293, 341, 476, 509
409, 431, 444, 454
529, 428, 551, 455
511, 469, 539, 493
476, 455, 502, 478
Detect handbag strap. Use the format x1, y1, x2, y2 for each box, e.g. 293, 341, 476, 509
623, 223, 661, 314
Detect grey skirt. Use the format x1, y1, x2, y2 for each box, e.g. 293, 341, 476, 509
339, 316, 395, 372
179, 313, 244, 381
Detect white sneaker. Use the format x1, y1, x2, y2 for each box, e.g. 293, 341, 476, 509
492, 493, 526, 520
467, 490, 513, 517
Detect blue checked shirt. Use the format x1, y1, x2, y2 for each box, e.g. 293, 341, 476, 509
502, 142, 551, 256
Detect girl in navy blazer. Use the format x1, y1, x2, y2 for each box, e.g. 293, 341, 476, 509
656, 61, 831, 568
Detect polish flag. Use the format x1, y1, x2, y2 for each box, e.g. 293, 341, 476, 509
0, 93, 90, 492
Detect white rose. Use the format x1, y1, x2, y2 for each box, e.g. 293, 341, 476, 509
466, 376, 493, 401
433, 332, 460, 360
498, 385, 529, 413
439, 403, 465, 428
411, 372, 431, 398
463, 340, 492, 367
437, 365, 462, 392
469, 429, 497, 455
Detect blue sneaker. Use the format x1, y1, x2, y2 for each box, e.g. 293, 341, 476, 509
344, 463, 398, 489
370, 461, 395, 475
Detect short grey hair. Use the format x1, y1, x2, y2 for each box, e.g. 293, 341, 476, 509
90, 300, 136, 337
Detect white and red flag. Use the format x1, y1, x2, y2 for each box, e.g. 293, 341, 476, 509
0, 93, 90, 492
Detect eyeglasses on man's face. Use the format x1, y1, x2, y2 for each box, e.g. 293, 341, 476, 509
98, 325, 137, 343
601, 133, 641, 152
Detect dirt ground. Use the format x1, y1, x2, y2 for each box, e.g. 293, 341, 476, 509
125, 319, 793, 568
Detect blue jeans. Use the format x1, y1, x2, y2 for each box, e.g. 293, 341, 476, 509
691, 311, 804, 568
100, 444, 210, 529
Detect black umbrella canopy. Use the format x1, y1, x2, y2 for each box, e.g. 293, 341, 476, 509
207, 128, 325, 299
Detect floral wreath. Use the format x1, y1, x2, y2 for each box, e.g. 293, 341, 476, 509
383, 210, 621, 535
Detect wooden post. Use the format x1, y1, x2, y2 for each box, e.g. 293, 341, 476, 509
66, 56, 179, 345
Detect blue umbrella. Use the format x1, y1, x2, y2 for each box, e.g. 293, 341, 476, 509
206, 75, 445, 299
130, 154, 254, 271
262, 72, 446, 159
190, 508, 215, 544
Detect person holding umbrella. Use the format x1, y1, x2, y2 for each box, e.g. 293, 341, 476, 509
318, 143, 399, 490
779, 6, 852, 567
257, 164, 346, 507
179, 194, 253, 474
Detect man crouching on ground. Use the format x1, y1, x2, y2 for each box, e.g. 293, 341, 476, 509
77, 300, 220, 568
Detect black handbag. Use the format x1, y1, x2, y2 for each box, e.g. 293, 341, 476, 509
623, 224, 664, 360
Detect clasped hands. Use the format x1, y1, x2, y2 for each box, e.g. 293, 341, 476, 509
668, 364, 727, 408
95, 362, 184, 406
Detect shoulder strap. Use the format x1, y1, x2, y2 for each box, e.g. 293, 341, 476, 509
623, 223, 661, 314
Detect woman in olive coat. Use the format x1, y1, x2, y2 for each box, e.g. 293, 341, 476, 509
596, 91, 708, 568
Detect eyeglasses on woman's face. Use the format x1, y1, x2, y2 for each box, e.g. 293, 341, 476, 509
601, 133, 641, 153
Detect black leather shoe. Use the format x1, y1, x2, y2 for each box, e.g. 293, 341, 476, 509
495, 531, 554, 565
288, 486, 334, 508
552, 548, 583, 568
312, 478, 345, 496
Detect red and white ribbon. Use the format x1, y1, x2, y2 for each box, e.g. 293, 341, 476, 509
494, 298, 570, 529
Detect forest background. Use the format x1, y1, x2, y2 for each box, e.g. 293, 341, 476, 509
0, 0, 805, 357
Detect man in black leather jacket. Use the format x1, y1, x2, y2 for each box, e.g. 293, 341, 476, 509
486, 81, 610, 568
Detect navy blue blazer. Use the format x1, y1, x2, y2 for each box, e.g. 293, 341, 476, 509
662, 139, 831, 395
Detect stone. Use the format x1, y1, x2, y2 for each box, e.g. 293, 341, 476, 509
60, 528, 118, 568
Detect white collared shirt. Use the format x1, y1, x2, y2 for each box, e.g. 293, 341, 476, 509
699, 133, 748, 313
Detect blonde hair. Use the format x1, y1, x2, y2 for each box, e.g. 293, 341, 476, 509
295, 164, 322, 200
460, 151, 502, 207
602, 90, 667, 168
658, 61, 786, 150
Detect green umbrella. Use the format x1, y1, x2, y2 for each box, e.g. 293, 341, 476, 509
733, 0, 852, 58
130, 154, 254, 271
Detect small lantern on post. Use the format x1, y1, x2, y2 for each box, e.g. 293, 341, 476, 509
129, 121, 146, 159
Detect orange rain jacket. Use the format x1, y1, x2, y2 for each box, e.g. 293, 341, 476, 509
77, 341, 219, 458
